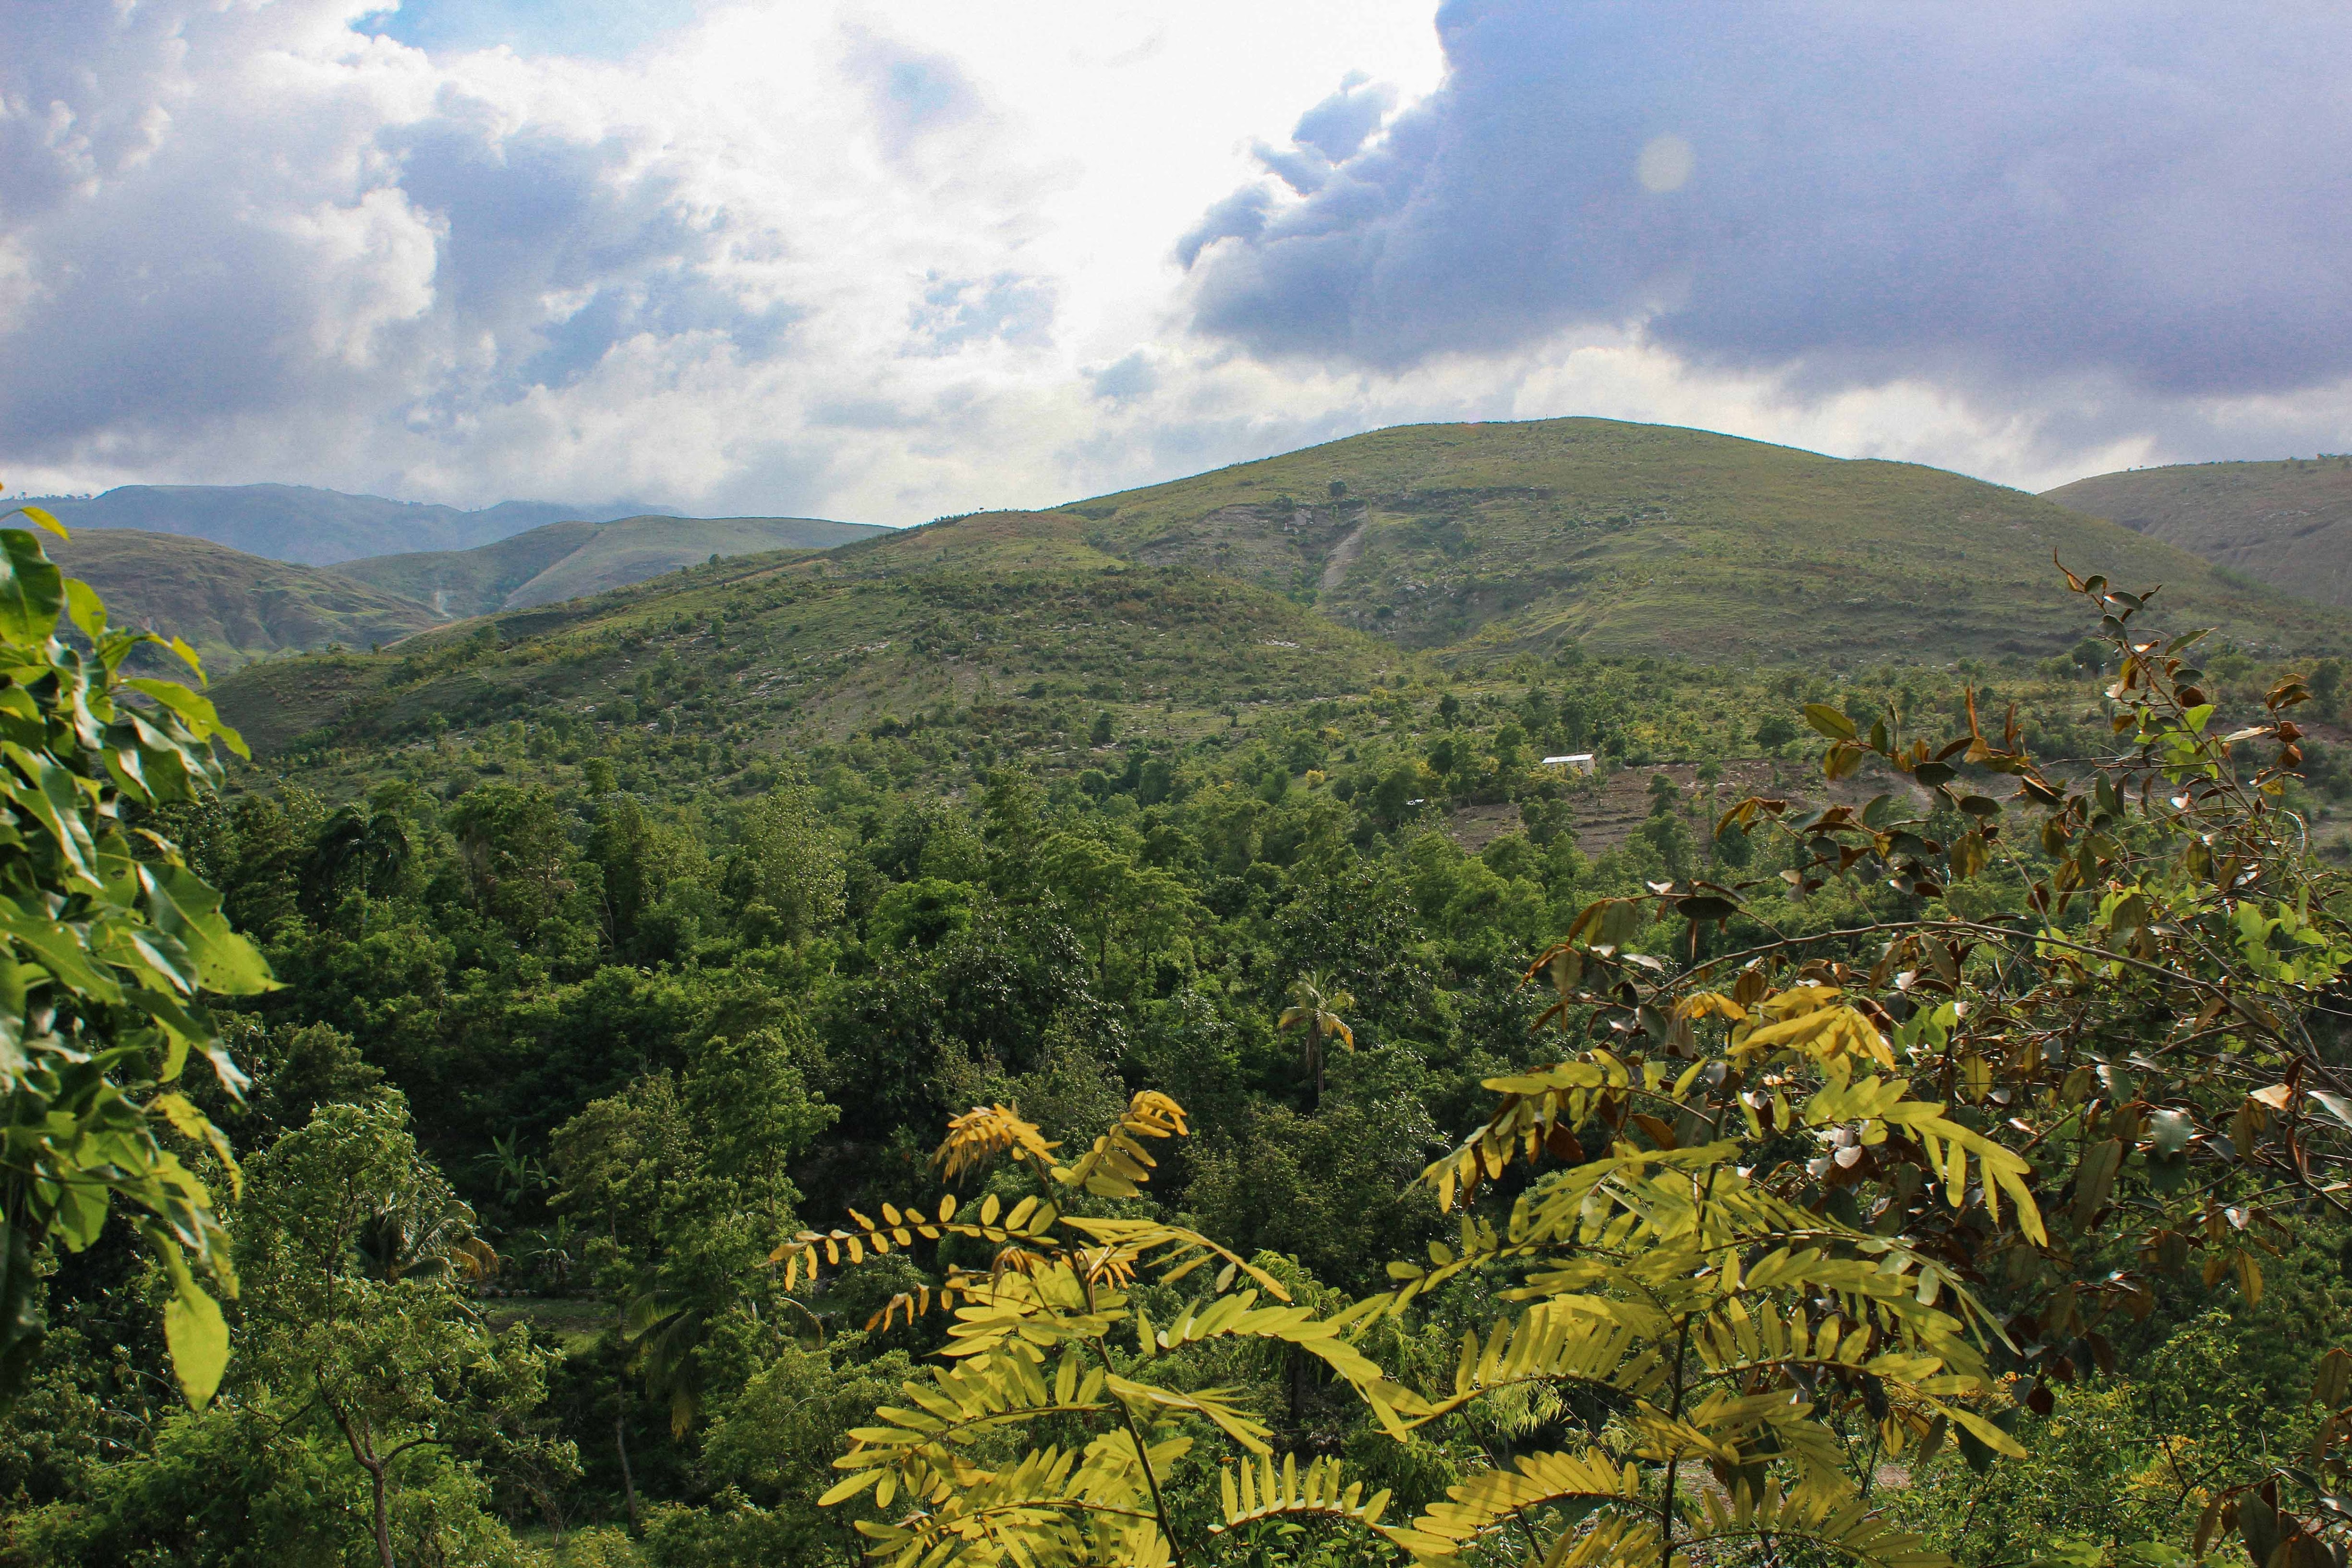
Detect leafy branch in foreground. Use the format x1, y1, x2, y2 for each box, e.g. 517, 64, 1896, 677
1441, 560, 2352, 1567
778, 1091, 1420, 1566
801, 559, 2352, 1568
0, 503, 271, 1409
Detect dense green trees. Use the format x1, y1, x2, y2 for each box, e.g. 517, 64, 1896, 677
8, 528, 2352, 1567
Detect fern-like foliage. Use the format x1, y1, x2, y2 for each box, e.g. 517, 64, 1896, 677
1361, 978, 2035, 1568
800, 987, 2038, 1568
789, 1091, 1407, 1566
800, 561, 2352, 1567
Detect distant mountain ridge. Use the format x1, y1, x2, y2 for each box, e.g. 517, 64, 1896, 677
15, 484, 657, 565
39, 514, 886, 669
336, 514, 889, 619
47, 531, 445, 666
204, 416, 2352, 761
2041, 458, 2352, 609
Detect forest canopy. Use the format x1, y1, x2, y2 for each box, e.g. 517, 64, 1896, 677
1, 511, 2351, 1568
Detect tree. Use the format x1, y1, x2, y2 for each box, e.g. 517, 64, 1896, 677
1038, 830, 1197, 982
727, 787, 847, 944
447, 783, 576, 941
310, 802, 409, 931
236, 1098, 565, 1568
0, 511, 268, 1411
805, 562, 2352, 1568
1276, 971, 1355, 1105
554, 1024, 835, 1445
1753, 712, 1799, 754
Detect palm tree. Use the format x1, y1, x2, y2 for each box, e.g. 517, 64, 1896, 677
1278, 972, 1355, 1106
314, 805, 411, 932
622, 1288, 705, 1439
354, 1185, 497, 1286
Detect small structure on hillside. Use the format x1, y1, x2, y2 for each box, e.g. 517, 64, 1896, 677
1541, 754, 1597, 775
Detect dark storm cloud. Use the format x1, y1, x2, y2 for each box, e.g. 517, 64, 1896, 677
1184, 0, 2352, 399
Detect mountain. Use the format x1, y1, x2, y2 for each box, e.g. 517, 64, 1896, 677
206, 416, 2352, 756
2041, 457, 2352, 609
211, 531, 1400, 756
16, 484, 653, 565
333, 514, 889, 618
1044, 418, 2350, 664
47, 531, 442, 670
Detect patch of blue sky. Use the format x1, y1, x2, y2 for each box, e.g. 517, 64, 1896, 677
358, 0, 700, 60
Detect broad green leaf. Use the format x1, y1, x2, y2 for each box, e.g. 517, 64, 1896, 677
125, 679, 244, 758
2147, 1108, 2194, 1156
0, 531, 63, 646
2070, 1139, 2123, 1229
142, 865, 278, 996
163, 1276, 228, 1408
1803, 703, 1857, 741
9, 506, 65, 541
63, 579, 106, 643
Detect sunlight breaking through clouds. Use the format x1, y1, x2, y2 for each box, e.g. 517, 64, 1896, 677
0, 0, 2346, 520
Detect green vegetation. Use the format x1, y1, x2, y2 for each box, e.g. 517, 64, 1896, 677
22, 482, 622, 564
335, 513, 888, 619
0, 508, 264, 1417
15, 423, 2352, 1568
1059, 418, 2347, 664
2046, 456, 2352, 610
48, 529, 443, 669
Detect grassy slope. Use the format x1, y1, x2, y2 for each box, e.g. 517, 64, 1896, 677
332, 514, 889, 618
2043, 457, 2352, 609
25, 485, 634, 565
1061, 418, 2349, 663
214, 531, 1406, 758
209, 420, 2352, 759
48, 530, 441, 670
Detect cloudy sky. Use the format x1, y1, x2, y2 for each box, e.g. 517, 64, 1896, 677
2, 0, 2347, 523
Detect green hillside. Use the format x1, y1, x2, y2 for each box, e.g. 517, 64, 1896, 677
2043, 456, 2352, 609
1055, 417, 2349, 663
66, 430, 2352, 1568
214, 534, 1405, 758
24, 483, 645, 563
47, 529, 441, 669
209, 422, 2352, 760
333, 512, 888, 618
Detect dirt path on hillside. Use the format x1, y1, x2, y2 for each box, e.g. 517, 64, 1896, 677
1320, 517, 1371, 593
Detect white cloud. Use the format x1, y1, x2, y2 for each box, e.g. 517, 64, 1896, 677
0, 0, 2343, 525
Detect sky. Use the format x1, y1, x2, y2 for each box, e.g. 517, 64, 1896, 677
2, 0, 2349, 523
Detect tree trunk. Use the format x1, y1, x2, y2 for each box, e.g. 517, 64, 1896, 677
615, 1410, 643, 1536
325, 1388, 398, 1568
367, 1458, 395, 1568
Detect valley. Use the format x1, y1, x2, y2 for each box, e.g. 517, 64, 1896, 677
22, 417, 2352, 1568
